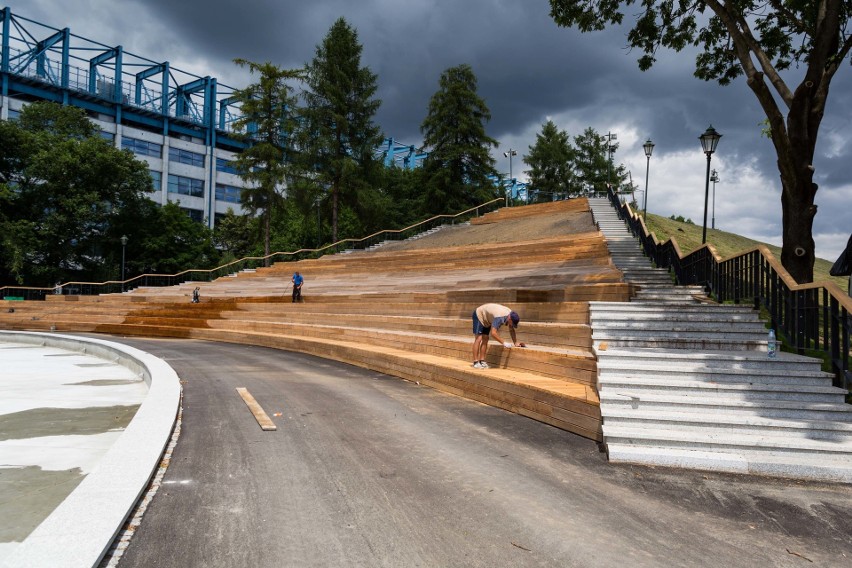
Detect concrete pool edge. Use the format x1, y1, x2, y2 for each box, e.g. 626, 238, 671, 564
0, 331, 181, 568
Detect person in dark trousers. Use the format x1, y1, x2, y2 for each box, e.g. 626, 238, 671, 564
292, 272, 303, 303
471, 303, 525, 369
191, 287, 200, 303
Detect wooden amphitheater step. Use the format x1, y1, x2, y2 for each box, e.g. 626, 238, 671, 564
217, 313, 592, 350
56, 319, 601, 440
471, 199, 589, 224
194, 326, 603, 440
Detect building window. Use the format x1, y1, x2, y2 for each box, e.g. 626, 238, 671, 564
122, 136, 162, 158
99, 130, 115, 143
215, 183, 242, 204
216, 157, 240, 174
168, 174, 204, 198
149, 170, 162, 192
7, 109, 21, 121
180, 207, 204, 223
169, 147, 205, 168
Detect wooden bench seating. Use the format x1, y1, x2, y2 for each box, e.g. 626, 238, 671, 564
0, 199, 632, 441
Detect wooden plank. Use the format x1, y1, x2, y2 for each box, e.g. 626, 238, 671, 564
235, 387, 277, 431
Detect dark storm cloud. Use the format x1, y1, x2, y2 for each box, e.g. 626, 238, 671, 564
127, 0, 645, 143
9, 0, 852, 260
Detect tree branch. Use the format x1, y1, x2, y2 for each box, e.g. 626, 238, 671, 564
765, 0, 810, 35
798, 0, 843, 122
705, 0, 794, 107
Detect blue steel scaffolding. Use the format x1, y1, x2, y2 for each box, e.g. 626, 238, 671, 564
0, 6, 243, 150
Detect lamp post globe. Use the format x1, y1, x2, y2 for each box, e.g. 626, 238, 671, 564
642, 139, 654, 222
699, 126, 722, 244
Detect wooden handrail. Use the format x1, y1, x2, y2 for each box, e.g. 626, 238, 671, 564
0, 198, 504, 298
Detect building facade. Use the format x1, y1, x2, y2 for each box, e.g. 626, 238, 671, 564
0, 7, 249, 229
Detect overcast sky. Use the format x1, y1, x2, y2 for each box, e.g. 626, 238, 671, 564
8, 0, 852, 262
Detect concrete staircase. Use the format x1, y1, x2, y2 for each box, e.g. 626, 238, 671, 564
588, 197, 852, 483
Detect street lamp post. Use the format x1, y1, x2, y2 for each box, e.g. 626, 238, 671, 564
315, 196, 322, 248
120, 235, 128, 292
699, 126, 722, 244
642, 139, 655, 222
604, 132, 617, 193
503, 149, 517, 206
710, 169, 720, 229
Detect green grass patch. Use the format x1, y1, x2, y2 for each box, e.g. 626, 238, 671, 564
644, 213, 847, 289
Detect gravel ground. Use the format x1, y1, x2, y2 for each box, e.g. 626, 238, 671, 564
377, 206, 598, 252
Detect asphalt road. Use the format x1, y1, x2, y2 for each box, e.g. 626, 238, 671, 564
110, 338, 852, 568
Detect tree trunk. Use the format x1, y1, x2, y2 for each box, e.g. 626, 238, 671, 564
775, 79, 825, 284
778, 168, 817, 284
332, 184, 339, 244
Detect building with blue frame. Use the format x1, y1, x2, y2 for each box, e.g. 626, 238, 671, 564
0, 7, 435, 232
0, 7, 249, 229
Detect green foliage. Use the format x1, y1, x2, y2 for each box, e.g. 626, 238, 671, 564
298, 17, 384, 243
231, 59, 302, 257
669, 214, 694, 224
126, 201, 220, 275
377, 166, 428, 228
420, 64, 498, 215
523, 120, 576, 201
0, 102, 153, 286
548, 0, 852, 283
549, 1, 848, 83
214, 208, 258, 258
646, 212, 847, 289
572, 127, 628, 194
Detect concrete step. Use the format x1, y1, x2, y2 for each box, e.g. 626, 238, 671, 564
595, 348, 823, 372
601, 408, 852, 439
596, 366, 834, 386
598, 377, 847, 403
604, 444, 852, 483
590, 319, 766, 332
599, 392, 852, 421
593, 335, 767, 351
590, 302, 757, 315
602, 425, 852, 455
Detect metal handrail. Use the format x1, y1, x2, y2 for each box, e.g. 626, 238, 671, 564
0, 198, 503, 301
603, 187, 851, 390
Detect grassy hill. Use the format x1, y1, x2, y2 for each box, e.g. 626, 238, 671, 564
643, 213, 847, 290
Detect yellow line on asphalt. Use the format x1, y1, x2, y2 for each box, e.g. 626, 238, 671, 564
235, 387, 277, 431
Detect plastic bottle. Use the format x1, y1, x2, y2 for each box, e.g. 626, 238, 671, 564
767, 329, 777, 359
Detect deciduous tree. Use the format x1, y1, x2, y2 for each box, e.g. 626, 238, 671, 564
0, 102, 152, 286
549, 0, 852, 283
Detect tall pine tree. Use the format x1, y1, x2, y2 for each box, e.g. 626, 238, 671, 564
230, 59, 302, 259
298, 18, 383, 243
523, 120, 575, 202
571, 127, 627, 195
420, 64, 498, 215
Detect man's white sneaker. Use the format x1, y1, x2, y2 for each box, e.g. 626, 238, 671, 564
479, 361, 490, 369
472, 361, 483, 369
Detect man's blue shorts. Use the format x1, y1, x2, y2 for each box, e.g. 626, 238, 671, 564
472, 311, 490, 336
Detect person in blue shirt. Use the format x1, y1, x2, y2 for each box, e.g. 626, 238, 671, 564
292, 272, 304, 303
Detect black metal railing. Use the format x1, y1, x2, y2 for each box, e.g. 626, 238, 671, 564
0, 198, 503, 299
603, 187, 851, 390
